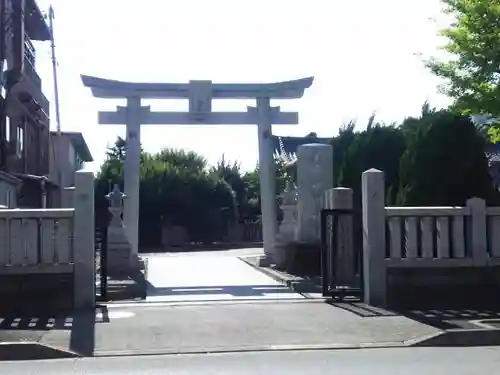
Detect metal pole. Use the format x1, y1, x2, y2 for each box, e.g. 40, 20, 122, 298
48, 6, 61, 135
47, 6, 64, 203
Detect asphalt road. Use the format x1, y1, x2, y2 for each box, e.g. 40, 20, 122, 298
2, 347, 500, 374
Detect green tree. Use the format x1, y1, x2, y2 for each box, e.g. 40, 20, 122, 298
239, 160, 289, 223
154, 148, 207, 173
105, 136, 126, 161
95, 138, 237, 248
397, 111, 497, 205
330, 120, 357, 185
426, 0, 500, 121
338, 119, 406, 207
209, 156, 248, 224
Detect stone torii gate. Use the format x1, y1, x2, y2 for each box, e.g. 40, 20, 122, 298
81, 75, 313, 264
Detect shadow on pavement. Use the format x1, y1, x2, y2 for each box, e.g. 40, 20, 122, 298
398, 308, 500, 330
324, 300, 399, 318
0, 306, 112, 357
147, 284, 294, 298
69, 306, 110, 356
69, 309, 97, 356
323, 298, 500, 331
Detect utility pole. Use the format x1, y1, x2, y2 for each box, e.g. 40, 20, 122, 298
48, 6, 61, 135
47, 5, 64, 200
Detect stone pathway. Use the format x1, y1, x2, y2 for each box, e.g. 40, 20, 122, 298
144, 251, 303, 303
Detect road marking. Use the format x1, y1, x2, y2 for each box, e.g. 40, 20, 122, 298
97, 311, 136, 319
171, 287, 224, 292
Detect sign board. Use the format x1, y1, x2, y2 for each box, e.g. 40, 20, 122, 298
188, 80, 212, 121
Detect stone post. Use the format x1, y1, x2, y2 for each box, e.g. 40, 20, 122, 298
73, 170, 95, 310
361, 168, 387, 307
324, 187, 356, 287
296, 144, 333, 243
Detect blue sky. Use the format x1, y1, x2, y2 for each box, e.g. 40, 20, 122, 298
35, 0, 452, 172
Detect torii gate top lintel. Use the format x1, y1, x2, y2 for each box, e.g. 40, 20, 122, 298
80, 75, 314, 100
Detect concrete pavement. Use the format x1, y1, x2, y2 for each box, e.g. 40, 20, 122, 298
2, 347, 500, 374
34, 299, 440, 356
144, 249, 303, 303
0, 249, 448, 358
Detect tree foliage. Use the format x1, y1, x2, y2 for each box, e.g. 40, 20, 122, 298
330, 120, 359, 186
96, 104, 498, 252
95, 138, 289, 247
397, 111, 496, 205
328, 106, 497, 209
427, 0, 500, 119
337, 117, 407, 206
95, 138, 236, 247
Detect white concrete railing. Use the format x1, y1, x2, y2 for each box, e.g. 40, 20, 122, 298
385, 201, 500, 268
0, 209, 75, 269
0, 171, 95, 310
362, 168, 500, 307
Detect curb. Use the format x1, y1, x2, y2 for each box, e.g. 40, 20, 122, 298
0, 342, 79, 361
3, 329, 499, 361
93, 341, 410, 357
239, 257, 322, 298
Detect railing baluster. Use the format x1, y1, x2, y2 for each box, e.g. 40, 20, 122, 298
436, 217, 450, 258
0, 219, 8, 265
388, 217, 402, 259
420, 217, 434, 258
404, 217, 418, 259
53, 219, 59, 264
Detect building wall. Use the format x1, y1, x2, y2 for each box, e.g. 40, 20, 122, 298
0, 180, 17, 207
0, 0, 50, 177
49, 135, 70, 186
49, 134, 86, 190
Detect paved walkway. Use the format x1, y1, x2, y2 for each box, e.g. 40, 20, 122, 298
144, 250, 303, 303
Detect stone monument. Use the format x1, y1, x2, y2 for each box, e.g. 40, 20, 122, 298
296, 144, 333, 243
